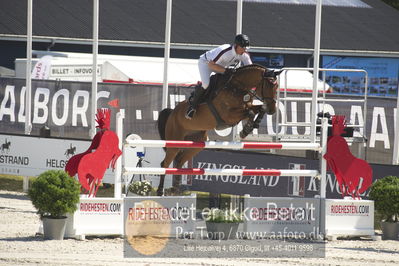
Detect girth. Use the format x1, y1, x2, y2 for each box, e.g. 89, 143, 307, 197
206, 100, 237, 130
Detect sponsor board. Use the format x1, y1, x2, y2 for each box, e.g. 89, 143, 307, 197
243, 197, 321, 238
0, 78, 398, 164
123, 195, 198, 257
123, 195, 196, 238
191, 150, 320, 197
123, 196, 325, 258
191, 149, 399, 198
0, 133, 114, 182
324, 199, 374, 236
66, 197, 124, 237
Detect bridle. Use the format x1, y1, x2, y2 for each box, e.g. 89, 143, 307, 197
248, 73, 277, 105
224, 67, 277, 105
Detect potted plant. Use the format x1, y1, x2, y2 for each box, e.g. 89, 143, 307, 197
28, 170, 80, 240
128, 180, 152, 196
205, 208, 243, 240
368, 175, 399, 240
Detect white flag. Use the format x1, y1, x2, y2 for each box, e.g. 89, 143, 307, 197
31, 55, 52, 79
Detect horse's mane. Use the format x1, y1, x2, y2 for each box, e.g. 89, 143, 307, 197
236, 64, 267, 72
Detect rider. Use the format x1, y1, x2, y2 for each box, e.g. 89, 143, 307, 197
185, 34, 253, 119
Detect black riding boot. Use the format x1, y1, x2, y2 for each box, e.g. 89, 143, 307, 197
185, 86, 206, 119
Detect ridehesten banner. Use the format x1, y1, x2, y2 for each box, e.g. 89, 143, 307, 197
0, 77, 398, 164
324, 199, 374, 237
242, 197, 321, 238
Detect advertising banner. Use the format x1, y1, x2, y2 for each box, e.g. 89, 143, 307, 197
0, 133, 114, 182
0, 77, 398, 164
123, 195, 325, 258
191, 149, 399, 198
66, 197, 124, 237
192, 149, 322, 198
243, 197, 321, 238
324, 199, 374, 236
124, 195, 196, 238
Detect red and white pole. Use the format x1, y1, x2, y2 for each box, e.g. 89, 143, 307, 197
124, 167, 319, 177
125, 139, 320, 151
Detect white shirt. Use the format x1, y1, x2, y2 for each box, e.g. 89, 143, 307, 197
200, 44, 252, 67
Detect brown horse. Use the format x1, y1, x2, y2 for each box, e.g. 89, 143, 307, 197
156, 64, 280, 195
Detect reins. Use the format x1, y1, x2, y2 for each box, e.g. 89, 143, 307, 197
224, 67, 275, 104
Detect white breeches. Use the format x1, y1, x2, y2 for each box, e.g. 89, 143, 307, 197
198, 59, 213, 89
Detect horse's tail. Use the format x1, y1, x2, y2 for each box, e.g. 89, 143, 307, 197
157, 108, 173, 140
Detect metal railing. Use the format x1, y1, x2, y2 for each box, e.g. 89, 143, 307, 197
275, 68, 368, 144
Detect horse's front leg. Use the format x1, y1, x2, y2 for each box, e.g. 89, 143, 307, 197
253, 104, 267, 129
240, 108, 257, 139
240, 102, 268, 138
240, 104, 267, 138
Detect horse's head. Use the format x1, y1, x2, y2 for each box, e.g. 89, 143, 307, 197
230, 65, 280, 115
259, 69, 281, 114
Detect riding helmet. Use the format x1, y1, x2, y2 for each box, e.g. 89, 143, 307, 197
234, 34, 250, 48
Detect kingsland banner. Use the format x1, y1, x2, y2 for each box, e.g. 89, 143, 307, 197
0, 77, 397, 164
191, 149, 399, 198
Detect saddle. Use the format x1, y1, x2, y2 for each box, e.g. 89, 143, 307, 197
189, 72, 231, 104
201, 73, 236, 129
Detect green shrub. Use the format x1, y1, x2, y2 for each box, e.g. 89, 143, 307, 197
369, 175, 399, 223
28, 170, 81, 219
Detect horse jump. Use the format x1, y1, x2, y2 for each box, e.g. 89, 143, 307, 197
123, 138, 324, 193
125, 139, 320, 151
124, 167, 319, 177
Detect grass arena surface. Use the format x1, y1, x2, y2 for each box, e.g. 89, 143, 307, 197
0, 177, 399, 265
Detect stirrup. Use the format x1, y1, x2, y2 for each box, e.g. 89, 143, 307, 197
185, 107, 195, 120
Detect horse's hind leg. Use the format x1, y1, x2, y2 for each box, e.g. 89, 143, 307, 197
175, 147, 204, 168
171, 132, 207, 193
157, 175, 166, 196
168, 148, 203, 195
161, 148, 181, 168
157, 148, 181, 196
176, 131, 207, 167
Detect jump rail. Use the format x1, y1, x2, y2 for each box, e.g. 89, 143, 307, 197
124, 167, 319, 177
125, 139, 321, 151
